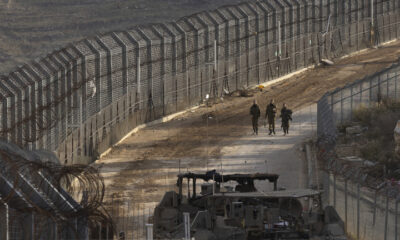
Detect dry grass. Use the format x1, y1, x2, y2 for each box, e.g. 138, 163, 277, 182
344, 100, 400, 178
353, 100, 400, 140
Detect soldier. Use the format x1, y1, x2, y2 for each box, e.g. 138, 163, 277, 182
250, 99, 261, 135
280, 103, 292, 135
265, 99, 277, 135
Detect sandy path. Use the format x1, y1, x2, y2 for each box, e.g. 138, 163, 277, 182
99, 104, 318, 238
213, 105, 317, 192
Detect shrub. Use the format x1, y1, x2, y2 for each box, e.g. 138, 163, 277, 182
375, 112, 400, 140
337, 122, 351, 133
353, 105, 373, 126
360, 141, 381, 162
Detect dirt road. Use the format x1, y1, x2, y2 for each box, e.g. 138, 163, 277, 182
215, 104, 317, 192
93, 41, 400, 234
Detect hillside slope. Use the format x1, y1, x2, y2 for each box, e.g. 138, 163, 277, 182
0, 0, 242, 74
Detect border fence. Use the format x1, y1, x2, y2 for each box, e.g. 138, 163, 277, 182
0, 139, 114, 240
1, 0, 400, 165
317, 51, 400, 239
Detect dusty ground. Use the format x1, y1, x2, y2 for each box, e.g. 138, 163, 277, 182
0, 0, 242, 74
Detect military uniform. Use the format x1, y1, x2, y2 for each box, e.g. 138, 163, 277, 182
250, 103, 261, 135
265, 103, 277, 135
280, 107, 292, 135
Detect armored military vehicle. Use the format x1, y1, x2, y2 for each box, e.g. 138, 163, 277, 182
153, 170, 346, 240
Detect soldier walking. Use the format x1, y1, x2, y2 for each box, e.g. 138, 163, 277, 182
265, 99, 277, 135
280, 103, 292, 135
250, 99, 261, 135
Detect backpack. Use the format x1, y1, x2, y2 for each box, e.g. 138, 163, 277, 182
282, 109, 292, 121
285, 109, 293, 120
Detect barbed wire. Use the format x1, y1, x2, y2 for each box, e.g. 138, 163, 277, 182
317, 75, 400, 202
0, 140, 114, 238
0, 4, 398, 164
1, 19, 372, 136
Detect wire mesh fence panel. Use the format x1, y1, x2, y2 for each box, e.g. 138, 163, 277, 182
317, 33, 400, 240
0, 2, 400, 237
328, 175, 400, 240
1, 2, 394, 164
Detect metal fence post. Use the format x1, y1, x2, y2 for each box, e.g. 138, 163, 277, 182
384, 190, 389, 240
395, 71, 398, 101
32, 212, 35, 240
395, 199, 399, 240
111, 194, 115, 235
98, 222, 101, 240
360, 82, 362, 106
386, 72, 389, 97
357, 183, 360, 240
333, 174, 337, 208
371, 0, 374, 27
278, 21, 282, 57
325, 171, 330, 205
54, 221, 58, 240
122, 202, 126, 236
137, 52, 141, 111
106, 224, 109, 240
75, 217, 78, 238
183, 212, 190, 240
214, 39, 217, 74
131, 203, 135, 240
371, 0, 375, 46
345, 179, 348, 231
136, 204, 139, 239
350, 86, 353, 120
143, 206, 145, 238
369, 78, 372, 107
340, 90, 344, 123
5, 203, 9, 240
185, 35, 189, 104
146, 224, 153, 240
373, 190, 377, 226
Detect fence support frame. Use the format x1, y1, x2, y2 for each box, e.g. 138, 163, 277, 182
395, 200, 399, 240
357, 183, 360, 240
183, 212, 190, 240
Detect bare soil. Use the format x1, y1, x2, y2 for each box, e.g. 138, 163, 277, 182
96, 40, 400, 205
0, 0, 242, 74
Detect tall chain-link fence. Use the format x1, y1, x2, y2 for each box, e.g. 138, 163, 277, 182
317, 56, 400, 240
1, 0, 399, 165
